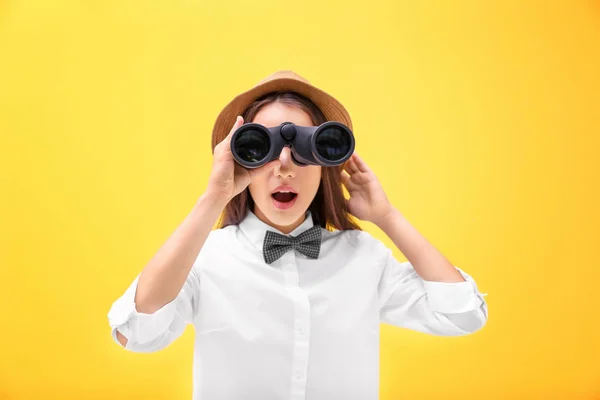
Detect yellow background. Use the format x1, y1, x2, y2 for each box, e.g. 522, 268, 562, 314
1, 0, 599, 399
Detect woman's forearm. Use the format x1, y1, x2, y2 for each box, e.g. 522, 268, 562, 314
374, 208, 465, 283
134, 192, 227, 314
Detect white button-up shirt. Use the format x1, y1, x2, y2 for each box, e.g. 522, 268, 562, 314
108, 210, 488, 400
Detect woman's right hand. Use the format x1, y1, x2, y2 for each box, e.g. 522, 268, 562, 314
206, 116, 280, 204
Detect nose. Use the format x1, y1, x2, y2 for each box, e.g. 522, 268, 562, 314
274, 147, 296, 179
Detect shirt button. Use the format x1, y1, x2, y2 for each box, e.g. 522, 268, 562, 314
295, 371, 303, 379
297, 327, 304, 334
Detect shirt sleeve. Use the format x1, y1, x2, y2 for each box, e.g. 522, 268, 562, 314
107, 266, 200, 353
377, 245, 488, 336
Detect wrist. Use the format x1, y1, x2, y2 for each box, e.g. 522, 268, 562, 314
372, 206, 401, 231
197, 191, 229, 214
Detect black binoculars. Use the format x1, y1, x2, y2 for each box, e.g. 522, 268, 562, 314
230, 121, 355, 169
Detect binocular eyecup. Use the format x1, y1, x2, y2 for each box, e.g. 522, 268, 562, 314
230, 121, 355, 169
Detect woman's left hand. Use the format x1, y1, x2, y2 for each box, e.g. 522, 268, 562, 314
341, 153, 395, 225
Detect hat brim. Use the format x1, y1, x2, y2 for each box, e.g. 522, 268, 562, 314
211, 77, 352, 150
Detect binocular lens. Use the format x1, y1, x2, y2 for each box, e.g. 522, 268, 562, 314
315, 127, 352, 162
233, 128, 270, 164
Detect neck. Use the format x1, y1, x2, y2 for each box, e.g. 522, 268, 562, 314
253, 207, 306, 234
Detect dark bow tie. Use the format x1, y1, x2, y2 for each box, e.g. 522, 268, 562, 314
262, 226, 322, 264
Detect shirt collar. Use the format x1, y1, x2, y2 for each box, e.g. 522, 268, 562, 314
239, 209, 316, 250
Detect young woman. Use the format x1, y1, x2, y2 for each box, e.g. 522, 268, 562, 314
108, 70, 488, 400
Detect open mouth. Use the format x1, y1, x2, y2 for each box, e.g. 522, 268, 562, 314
271, 187, 298, 210
271, 191, 297, 203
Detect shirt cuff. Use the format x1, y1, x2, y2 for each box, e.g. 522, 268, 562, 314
107, 275, 179, 344
422, 268, 487, 314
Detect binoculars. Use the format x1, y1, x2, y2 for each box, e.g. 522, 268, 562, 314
230, 121, 355, 169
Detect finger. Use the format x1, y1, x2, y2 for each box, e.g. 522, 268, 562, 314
219, 116, 245, 148
343, 157, 359, 174
231, 115, 244, 133
341, 170, 359, 191
351, 153, 370, 173
248, 159, 281, 180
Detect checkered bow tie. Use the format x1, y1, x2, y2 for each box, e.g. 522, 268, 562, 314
262, 226, 322, 264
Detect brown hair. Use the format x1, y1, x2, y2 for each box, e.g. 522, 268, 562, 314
213, 91, 361, 232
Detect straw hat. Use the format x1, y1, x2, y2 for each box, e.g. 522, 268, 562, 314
211, 70, 353, 150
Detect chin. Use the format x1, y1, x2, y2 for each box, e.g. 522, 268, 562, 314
272, 210, 306, 226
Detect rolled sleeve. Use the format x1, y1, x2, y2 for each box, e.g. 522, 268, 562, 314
378, 245, 488, 336
107, 275, 141, 328
422, 268, 488, 314
107, 270, 197, 351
